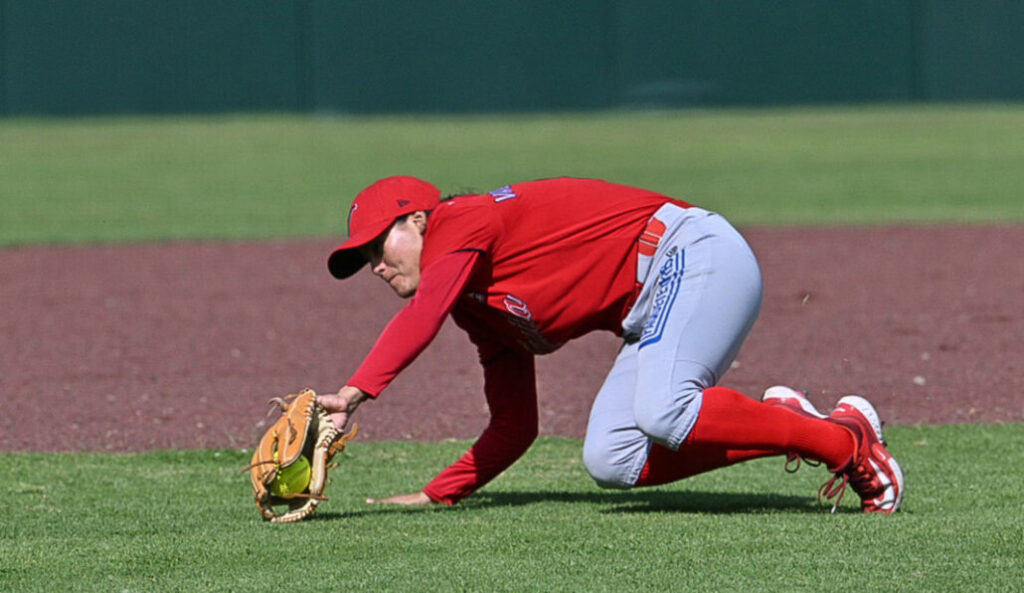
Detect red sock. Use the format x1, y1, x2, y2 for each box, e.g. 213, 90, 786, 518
638, 444, 777, 486
636, 386, 854, 487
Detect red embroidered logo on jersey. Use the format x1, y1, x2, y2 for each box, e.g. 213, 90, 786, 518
503, 294, 533, 320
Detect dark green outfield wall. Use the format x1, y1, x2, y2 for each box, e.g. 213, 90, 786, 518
2, 1, 1022, 116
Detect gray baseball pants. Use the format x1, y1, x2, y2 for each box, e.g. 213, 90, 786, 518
582, 206, 763, 488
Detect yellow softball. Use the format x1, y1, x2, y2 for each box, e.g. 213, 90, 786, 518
269, 454, 311, 497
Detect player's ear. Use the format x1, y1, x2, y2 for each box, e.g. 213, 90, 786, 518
409, 210, 429, 234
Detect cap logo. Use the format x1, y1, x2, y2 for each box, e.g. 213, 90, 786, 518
396, 199, 410, 207
346, 203, 359, 231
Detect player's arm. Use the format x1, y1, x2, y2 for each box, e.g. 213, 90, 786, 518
319, 250, 480, 429
349, 249, 481, 396
419, 340, 539, 505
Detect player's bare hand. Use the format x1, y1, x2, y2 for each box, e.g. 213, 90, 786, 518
317, 386, 369, 430
366, 491, 434, 506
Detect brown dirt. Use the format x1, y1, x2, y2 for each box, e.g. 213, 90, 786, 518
1, 226, 1021, 452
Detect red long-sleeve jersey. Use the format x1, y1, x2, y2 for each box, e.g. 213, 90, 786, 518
347, 178, 689, 503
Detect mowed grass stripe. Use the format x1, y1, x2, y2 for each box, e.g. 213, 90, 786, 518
2, 105, 1024, 246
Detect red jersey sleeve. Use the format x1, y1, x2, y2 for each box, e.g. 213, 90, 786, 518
421, 346, 538, 505
347, 250, 481, 396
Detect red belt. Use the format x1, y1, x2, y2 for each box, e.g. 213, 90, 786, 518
637, 217, 667, 257
625, 216, 668, 318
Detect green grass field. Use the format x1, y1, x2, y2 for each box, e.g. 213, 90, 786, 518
3, 426, 1023, 592
2, 106, 1022, 591
2, 104, 1023, 246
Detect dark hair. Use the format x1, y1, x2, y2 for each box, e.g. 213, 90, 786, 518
442, 187, 478, 202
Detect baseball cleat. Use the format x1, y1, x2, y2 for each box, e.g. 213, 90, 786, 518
820, 395, 904, 514
761, 386, 826, 472
762, 385, 827, 419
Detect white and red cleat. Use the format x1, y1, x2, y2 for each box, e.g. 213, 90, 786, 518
822, 395, 905, 514
761, 385, 826, 419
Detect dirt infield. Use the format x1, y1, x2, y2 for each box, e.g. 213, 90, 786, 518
2, 226, 1021, 452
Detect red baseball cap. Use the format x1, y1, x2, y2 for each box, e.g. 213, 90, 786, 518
327, 176, 441, 279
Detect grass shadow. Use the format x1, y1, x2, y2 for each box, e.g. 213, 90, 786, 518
473, 489, 827, 514
308, 489, 838, 520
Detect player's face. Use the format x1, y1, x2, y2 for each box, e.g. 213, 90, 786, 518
361, 213, 426, 298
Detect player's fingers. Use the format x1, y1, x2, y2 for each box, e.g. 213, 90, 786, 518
316, 393, 343, 411
328, 411, 348, 430
315, 396, 345, 429
366, 492, 433, 505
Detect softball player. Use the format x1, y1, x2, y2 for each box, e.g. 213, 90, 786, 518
318, 176, 904, 513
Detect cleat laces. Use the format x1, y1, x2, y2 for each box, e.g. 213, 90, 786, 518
784, 453, 822, 474
817, 472, 849, 513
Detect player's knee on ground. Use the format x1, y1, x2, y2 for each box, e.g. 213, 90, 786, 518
582, 438, 638, 490
633, 382, 704, 450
